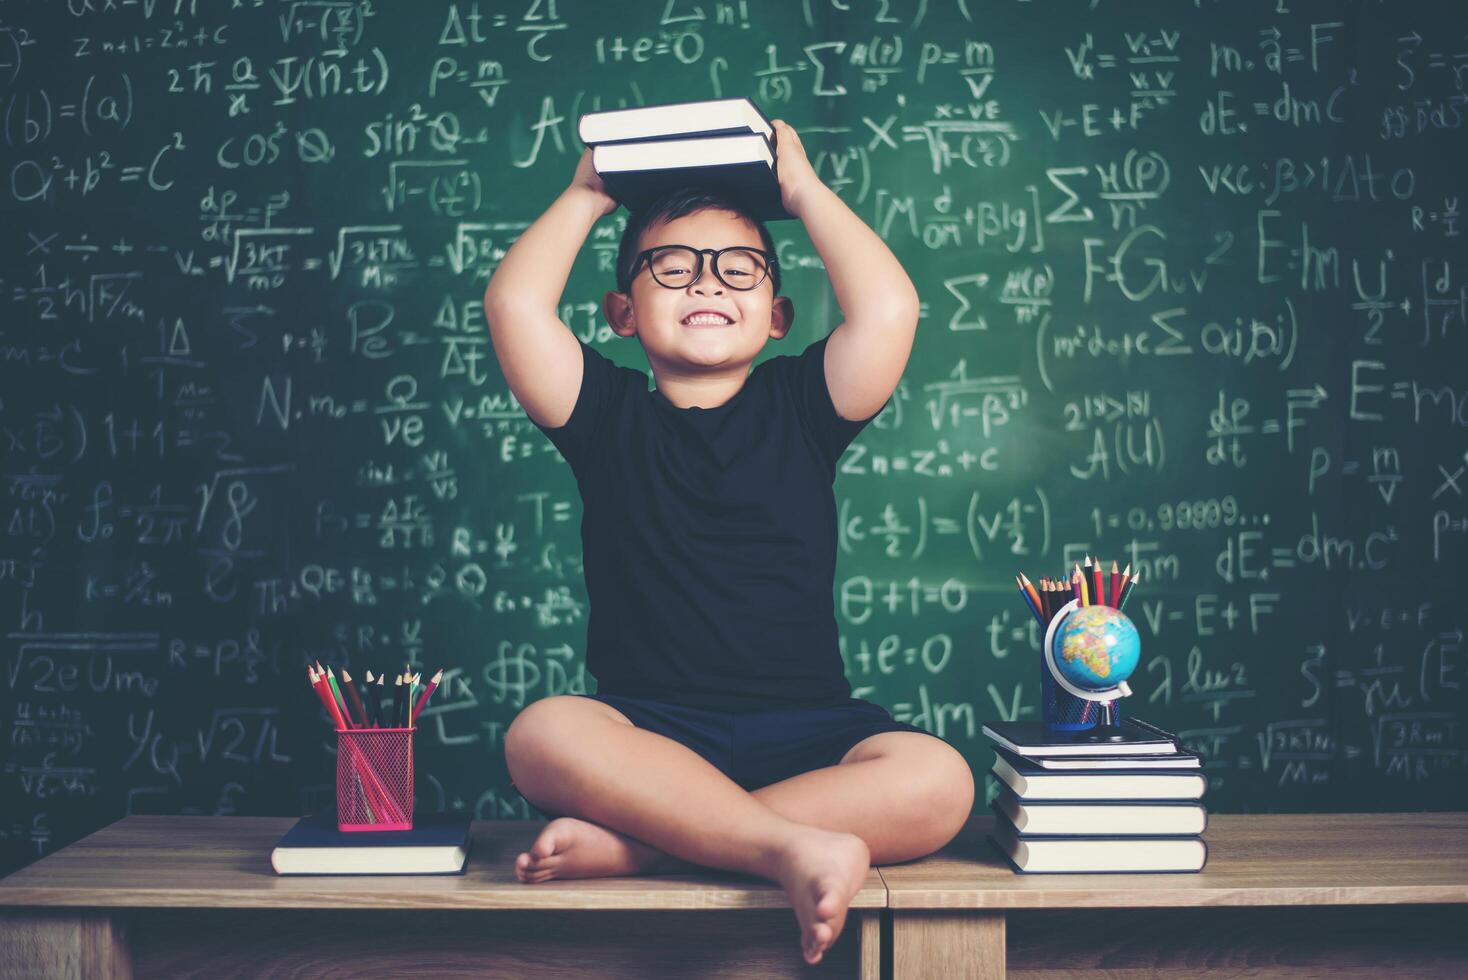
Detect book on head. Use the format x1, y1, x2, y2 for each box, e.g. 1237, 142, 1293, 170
270, 812, 472, 876
578, 96, 774, 147
591, 132, 791, 221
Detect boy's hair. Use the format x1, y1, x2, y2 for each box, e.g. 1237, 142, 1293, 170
614, 187, 781, 296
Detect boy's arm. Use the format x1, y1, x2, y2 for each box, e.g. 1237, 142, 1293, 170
773, 120, 920, 422
482, 150, 617, 429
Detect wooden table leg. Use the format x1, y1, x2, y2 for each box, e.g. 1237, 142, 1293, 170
0, 910, 132, 980
859, 909, 881, 980
892, 909, 1005, 980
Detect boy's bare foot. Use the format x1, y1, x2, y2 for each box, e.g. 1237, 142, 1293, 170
518, 816, 870, 965
770, 826, 871, 965
515, 816, 691, 882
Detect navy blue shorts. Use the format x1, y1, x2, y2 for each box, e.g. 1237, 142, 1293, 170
511, 693, 938, 819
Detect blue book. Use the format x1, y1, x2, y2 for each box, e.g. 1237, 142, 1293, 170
270, 812, 472, 876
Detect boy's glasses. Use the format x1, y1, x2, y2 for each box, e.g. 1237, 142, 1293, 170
630, 245, 777, 291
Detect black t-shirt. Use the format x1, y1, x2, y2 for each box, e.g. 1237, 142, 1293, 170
531, 332, 885, 712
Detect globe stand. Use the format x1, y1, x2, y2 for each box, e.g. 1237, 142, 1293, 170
1041, 598, 1133, 735
1081, 701, 1127, 742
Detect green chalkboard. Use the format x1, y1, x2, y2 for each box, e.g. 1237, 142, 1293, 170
2, 0, 1465, 878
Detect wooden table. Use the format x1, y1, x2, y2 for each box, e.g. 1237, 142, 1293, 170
880, 811, 1468, 979
0, 815, 885, 979
3, 812, 1466, 978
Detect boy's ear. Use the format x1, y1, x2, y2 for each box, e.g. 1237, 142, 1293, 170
604, 290, 636, 338
769, 295, 794, 340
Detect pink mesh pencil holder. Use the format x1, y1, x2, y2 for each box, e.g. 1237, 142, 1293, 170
336, 728, 414, 831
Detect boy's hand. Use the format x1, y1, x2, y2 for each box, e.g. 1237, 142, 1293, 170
571, 147, 619, 218
771, 119, 823, 218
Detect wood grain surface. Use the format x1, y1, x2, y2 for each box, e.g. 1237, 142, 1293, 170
0, 815, 887, 911
878, 811, 1468, 909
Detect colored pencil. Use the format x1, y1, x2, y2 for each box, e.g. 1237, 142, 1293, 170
1110, 561, 1120, 609
1017, 573, 1043, 619
328, 672, 351, 730
340, 668, 369, 728
393, 674, 406, 728
1092, 560, 1104, 607
306, 666, 325, 714
369, 673, 385, 728
308, 666, 330, 720
364, 670, 382, 727
1015, 576, 1043, 626
325, 667, 353, 729
310, 667, 347, 730
1118, 567, 1138, 610
412, 668, 443, 722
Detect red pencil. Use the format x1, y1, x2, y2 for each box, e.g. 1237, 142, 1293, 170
412, 668, 443, 722
1110, 561, 1120, 609
325, 667, 354, 730
307, 666, 330, 714
340, 668, 370, 728
309, 666, 347, 730
307, 666, 325, 710
1092, 560, 1104, 608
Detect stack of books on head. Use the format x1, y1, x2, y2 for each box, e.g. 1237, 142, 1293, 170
982, 717, 1209, 874
578, 97, 792, 221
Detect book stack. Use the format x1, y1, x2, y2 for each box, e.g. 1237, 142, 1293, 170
982, 717, 1209, 874
577, 97, 792, 221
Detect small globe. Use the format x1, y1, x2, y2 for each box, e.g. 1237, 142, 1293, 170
1050, 605, 1140, 692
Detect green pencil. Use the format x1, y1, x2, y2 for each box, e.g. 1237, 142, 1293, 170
325, 667, 352, 729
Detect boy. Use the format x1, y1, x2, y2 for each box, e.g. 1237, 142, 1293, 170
482, 119, 974, 966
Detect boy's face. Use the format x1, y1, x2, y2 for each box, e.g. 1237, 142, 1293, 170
604, 208, 792, 375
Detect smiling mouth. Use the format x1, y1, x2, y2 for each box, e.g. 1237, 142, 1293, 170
682, 314, 736, 328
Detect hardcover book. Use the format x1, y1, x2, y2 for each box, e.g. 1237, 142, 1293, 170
981, 716, 1181, 757
988, 808, 1208, 874
990, 746, 1209, 801
270, 812, 472, 876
